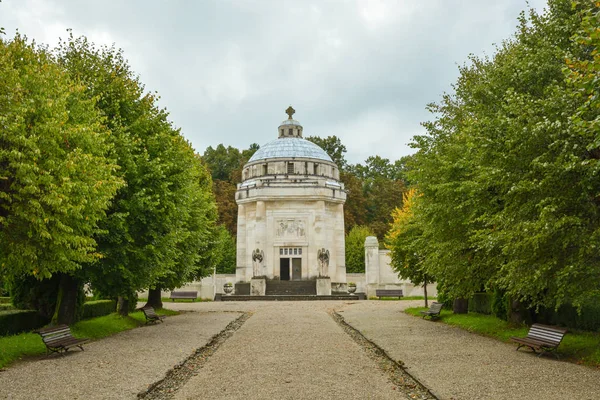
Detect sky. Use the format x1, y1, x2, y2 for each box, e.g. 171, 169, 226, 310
1, 0, 548, 165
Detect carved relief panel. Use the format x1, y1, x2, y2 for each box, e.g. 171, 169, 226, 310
275, 218, 306, 239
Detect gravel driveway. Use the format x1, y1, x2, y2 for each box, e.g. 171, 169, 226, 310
2, 300, 599, 400
339, 300, 600, 400
0, 310, 241, 400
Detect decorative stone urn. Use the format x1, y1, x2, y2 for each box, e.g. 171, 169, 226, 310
223, 283, 233, 295
348, 283, 357, 295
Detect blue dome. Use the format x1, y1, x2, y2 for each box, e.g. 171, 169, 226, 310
248, 138, 333, 163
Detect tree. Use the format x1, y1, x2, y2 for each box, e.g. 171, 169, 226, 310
306, 135, 348, 169
345, 225, 375, 273
386, 189, 432, 306
213, 225, 236, 274
0, 35, 123, 323
57, 34, 218, 315
408, 0, 599, 311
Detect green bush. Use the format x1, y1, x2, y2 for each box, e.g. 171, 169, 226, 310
0, 297, 11, 304
491, 289, 508, 321
538, 298, 600, 332
81, 300, 116, 320
0, 310, 49, 336
469, 292, 492, 314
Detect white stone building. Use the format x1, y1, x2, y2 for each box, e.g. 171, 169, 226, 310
235, 107, 347, 284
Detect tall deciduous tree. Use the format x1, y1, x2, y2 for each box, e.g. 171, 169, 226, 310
345, 225, 375, 273
407, 0, 599, 310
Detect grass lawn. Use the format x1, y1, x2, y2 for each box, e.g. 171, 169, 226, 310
369, 296, 437, 301
137, 297, 212, 303
405, 307, 600, 368
0, 308, 178, 369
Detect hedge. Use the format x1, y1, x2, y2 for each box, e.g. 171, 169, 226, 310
468, 293, 492, 314
0, 310, 49, 336
81, 300, 116, 320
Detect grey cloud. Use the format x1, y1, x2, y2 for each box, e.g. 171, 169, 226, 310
2, 0, 547, 164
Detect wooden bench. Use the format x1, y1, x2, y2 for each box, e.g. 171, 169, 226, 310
141, 306, 165, 324
169, 291, 198, 301
510, 323, 567, 358
375, 289, 404, 299
420, 302, 443, 320
36, 325, 89, 356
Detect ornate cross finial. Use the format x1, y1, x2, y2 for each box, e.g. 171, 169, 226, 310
285, 106, 295, 119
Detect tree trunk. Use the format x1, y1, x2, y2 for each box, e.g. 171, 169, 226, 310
453, 297, 469, 314
423, 277, 429, 308
145, 287, 163, 309
508, 298, 532, 325
117, 296, 129, 317
52, 274, 81, 325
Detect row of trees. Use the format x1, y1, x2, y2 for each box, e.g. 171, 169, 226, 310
387, 0, 600, 313
0, 33, 219, 323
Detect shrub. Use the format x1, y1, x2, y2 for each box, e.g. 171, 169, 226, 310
81, 300, 116, 320
537, 297, 600, 332
469, 292, 493, 314
491, 289, 508, 321
0, 310, 49, 336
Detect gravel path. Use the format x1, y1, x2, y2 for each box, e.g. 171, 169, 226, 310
3, 300, 599, 400
0, 310, 240, 400
339, 300, 600, 400
172, 301, 406, 400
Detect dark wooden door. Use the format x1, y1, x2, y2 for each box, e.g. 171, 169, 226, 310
280, 258, 290, 281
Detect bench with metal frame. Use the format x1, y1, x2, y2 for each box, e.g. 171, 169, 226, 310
36, 325, 89, 356
420, 302, 443, 320
510, 323, 567, 358
169, 291, 198, 301
141, 306, 165, 324
375, 289, 404, 299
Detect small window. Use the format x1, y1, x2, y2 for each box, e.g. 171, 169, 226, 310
313, 163, 318, 175
284, 248, 288, 255
293, 248, 298, 255
288, 128, 292, 136
298, 248, 302, 255
263, 164, 268, 175
280, 248, 283, 255
287, 162, 294, 174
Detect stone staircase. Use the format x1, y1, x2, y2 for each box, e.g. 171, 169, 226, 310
265, 280, 316, 295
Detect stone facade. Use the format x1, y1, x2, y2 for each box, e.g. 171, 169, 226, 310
235, 108, 347, 284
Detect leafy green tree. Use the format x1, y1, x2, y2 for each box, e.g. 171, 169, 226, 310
386, 189, 432, 306
213, 225, 236, 274
408, 0, 599, 311
0, 35, 123, 323
306, 135, 348, 170
345, 225, 375, 273
57, 34, 217, 315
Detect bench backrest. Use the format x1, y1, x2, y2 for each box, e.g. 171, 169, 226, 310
527, 323, 567, 346
171, 291, 198, 297
375, 290, 403, 296
37, 325, 73, 344
142, 307, 158, 318
428, 302, 444, 314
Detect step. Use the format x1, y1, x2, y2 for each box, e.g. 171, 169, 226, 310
265, 280, 316, 295
217, 294, 366, 301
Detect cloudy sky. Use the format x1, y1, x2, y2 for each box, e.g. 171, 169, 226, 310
2, 0, 547, 164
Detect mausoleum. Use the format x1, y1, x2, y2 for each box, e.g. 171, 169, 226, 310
235, 107, 347, 287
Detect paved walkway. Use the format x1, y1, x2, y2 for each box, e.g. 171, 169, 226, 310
2, 300, 600, 400
339, 301, 600, 400
0, 310, 241, 399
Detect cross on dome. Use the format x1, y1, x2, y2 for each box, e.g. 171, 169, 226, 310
286, 106, 295, 119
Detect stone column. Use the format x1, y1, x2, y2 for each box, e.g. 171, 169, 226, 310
255, 201, 266, 276
236, 204, 247, 282
334, 203, 346, 282
365, 236, 380, 285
